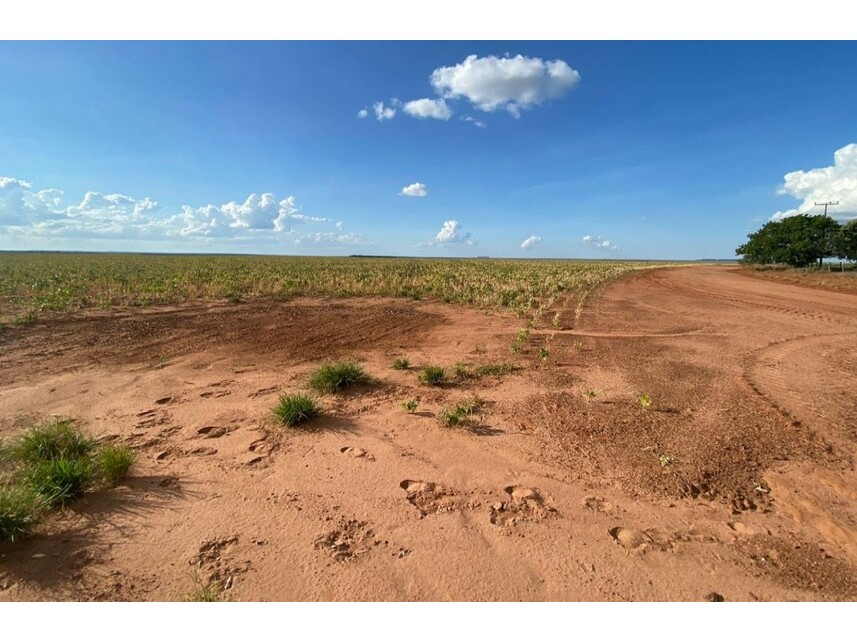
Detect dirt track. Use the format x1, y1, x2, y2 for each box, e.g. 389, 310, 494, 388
1, 266, 856, 601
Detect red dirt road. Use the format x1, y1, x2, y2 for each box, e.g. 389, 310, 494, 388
1, 266, 856, 601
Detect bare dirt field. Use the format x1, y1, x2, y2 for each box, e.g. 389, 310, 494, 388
2, 265, 857, 601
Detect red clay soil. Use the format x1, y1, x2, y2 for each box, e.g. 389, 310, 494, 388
738, 266, 857, 296
1, 267, 857, 601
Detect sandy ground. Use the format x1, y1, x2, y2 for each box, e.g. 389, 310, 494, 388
1, 266, 856, 601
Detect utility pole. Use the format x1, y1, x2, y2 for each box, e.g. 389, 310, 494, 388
815, 201, 839, 216
813, 201, 839, 269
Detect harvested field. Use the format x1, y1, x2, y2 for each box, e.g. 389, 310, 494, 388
2, 264, 857, 601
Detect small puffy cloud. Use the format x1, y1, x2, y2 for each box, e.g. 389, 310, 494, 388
432, 219, 475, 246
400, 182, 428, 198
373, 101, 396, 121
357, 108, 368, 119
293, 231, 371, 247
771, 143, 857, 221
335, 221, 344, 230
583, 234, 619, 251
403, 98, 452, 120
521, 234, 541, 250
461, 116, 487, 129
430, 54, 580, 117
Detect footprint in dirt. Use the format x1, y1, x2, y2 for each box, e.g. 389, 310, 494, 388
609, 526, 673, 552
400, 480, 461, 517
340, 446, 375, 461
582, 496, 612, 512
197, 425, 236, 439
315, 519, 380, 562
490, 486, 558, 527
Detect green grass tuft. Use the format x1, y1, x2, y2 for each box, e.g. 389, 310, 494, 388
273, 393, 320, 427
24, 457, 94, 506
308, 361, 371, 393
9, 418, 96, 465
419, 366, 446, 386
391, 357, 410, 370
0, 486, 47, 543
473, 363, 516, 377
98, 445, 136, 486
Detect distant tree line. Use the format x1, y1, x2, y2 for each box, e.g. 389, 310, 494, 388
736, 214, 857, 267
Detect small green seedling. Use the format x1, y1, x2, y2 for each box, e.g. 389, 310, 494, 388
585, 389, 598, 400
658, 454, 675, 467
538, 348, 549, 361
510, 342, 521, 354
401, 399, 419, 413
638, 393, 653, 409
516, 328, 531, 343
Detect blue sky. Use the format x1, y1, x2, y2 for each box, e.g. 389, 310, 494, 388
1, 41, 856, 259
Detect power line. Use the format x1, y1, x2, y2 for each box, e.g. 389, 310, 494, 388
815, 201, 839, 216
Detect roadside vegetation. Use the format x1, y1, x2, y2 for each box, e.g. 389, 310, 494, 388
308, 361, 371, 393
0, 418, 135, 543
737, 214, 857, 267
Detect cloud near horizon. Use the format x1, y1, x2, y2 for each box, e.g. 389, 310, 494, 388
0, 176, 370, 248
521, 234, 541, 250
427, 219, 475, 246
582, 234, 619, 251
770, 143, 857, 222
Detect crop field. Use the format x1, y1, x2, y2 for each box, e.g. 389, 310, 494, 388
0, 252, 659, 324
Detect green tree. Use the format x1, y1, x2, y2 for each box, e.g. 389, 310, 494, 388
834, 219, 857, 261
736, 214, 841, 267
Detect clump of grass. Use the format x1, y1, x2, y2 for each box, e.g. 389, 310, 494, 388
585, 389, 598, 400
25, 457, 94, 506
308, 361, 371, 394
0, 486, 47, 543
473, 363, 516, 377
9, 418, 96, 465
509, 342, 521, 354
538, 348, 549, 361
273, 393, 320, 427
437, 396, 485, 428
0, 418, 136, 542
401, 399, 419, 413
98, 445, 136, 486
452, 361, 472, 379
391, 357, 410, 370
516, 328, 531, 343
419, 366, 446, 386
185, 571, 221, 602
638, 393, 653, 409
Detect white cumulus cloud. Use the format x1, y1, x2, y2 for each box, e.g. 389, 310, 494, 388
0, 177, 365, 248
402, 98, 452, 120
583, 234, 619, 251
770, 143, 857, 221
357, 108, 368, 119
521, 234, 541, 250
431, 219, 475, 246
430, 54, 580, 117
373, 101, 396, 121
400, 182, 428, 197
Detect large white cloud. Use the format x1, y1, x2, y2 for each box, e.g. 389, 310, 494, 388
402, 98, 452, 120
582, 234, 618, 251
430, 54, 580, 117
771, 143, 857, 221
0, 177, 365, 249
400, 182, 428, 197
432, 219, 475, 246
521, 234, 541, 250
